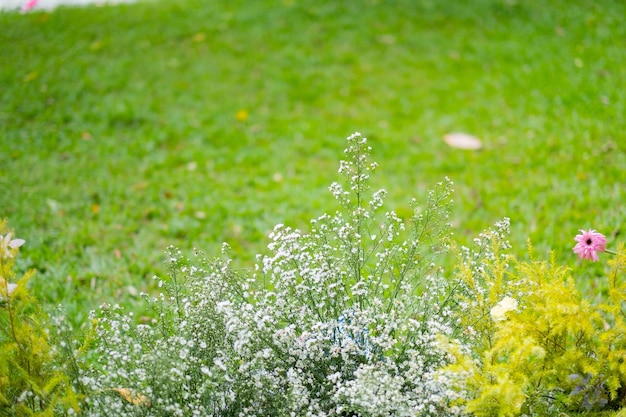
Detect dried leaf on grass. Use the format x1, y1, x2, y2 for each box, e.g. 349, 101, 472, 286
443, 132, 482, 150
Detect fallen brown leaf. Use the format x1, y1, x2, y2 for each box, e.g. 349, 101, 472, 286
443, 132, 482, 150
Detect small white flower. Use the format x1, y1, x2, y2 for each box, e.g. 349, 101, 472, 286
490, 296, 518, 322
0, 232, 25, 259
1, 280, 17, 301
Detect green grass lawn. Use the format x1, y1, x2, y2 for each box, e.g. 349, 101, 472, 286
1, 0, 625, 326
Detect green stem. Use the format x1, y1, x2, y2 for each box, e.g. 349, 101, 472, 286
1, 255, 35, 407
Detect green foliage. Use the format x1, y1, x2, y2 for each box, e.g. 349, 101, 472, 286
444, 242, 626, 416
0, 220, 81, 416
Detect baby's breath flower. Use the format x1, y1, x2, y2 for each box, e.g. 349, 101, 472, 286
81, 133, 470, 417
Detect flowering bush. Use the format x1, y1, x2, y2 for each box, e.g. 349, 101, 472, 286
78, 133, 476, 416
442, 231, 626, 416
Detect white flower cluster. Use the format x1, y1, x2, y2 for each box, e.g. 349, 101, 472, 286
458, 217, 511, 279
80, 133, 470, 416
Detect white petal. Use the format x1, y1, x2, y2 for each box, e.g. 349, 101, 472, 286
9, 239, 25, 249
500, 296, 518, 310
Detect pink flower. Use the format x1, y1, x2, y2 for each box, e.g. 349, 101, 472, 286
573, 229, 607, 261
22, 0, 38, 11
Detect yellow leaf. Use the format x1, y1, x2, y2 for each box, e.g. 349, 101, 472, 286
111, 388, 151, 407
134, 181, 149, 190
23, 71, 38, 82
192, 32, 206, 42
235, 109, 249, 121
90, 41, 104, 51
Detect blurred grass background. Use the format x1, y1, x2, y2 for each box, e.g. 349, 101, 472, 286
1, 0, 625, 325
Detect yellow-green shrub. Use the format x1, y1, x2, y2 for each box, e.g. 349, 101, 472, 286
444, 237, 626, 416
0, 220, 81, 416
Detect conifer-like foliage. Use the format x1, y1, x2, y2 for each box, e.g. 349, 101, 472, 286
0, 220, 81, 416
444, 239, 626, 416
